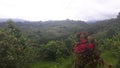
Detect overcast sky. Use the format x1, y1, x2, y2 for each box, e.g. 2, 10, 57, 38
0, 0, 120, 21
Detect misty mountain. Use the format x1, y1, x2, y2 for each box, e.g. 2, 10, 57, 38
0, 18, 29, 23
0, 19, 89, 39
0, 12, 120, 39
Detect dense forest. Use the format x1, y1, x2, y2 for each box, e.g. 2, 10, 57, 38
0, 13, 120, 68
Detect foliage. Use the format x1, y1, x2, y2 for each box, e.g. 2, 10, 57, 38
98, 30, 120, 68
0, 20, 37, 68
30, 55, 73, 68
39, 40, 69, 61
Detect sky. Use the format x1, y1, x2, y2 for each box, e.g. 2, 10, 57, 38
0, 0, 120, 21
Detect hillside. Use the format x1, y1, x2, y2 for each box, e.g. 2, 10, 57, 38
85, 14, 120, 39
0, 15, 120, 40
0, 13, 120, 40
0, 19, 88, 39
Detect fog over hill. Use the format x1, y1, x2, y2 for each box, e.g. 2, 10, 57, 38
0, 18, 30, 23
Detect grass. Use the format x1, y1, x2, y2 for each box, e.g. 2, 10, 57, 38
101, 51, 118, 68
30, 51, 118, 68
30, 57, 73, 68
30, 61, 57, 68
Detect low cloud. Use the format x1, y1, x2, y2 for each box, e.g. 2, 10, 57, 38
0, 0, 120, 21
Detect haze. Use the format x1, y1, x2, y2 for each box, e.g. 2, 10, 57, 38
0, 0, 120, 21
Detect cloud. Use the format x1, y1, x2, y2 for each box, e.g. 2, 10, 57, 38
0, 0, 120, 21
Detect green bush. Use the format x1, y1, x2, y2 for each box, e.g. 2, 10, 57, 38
0, 21, 37, 68
39, 40, 69, 61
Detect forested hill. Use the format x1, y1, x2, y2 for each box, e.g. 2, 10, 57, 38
0, 13, 120, 40
86, 13, 120, 38
0, 19, 88, 39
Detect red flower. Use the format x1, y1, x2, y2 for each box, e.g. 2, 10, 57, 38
74, 43, 87, 54
88, 43, 96, 50
80, 38, 87, 44
74, 45, 80, 54
80, 44, 87, 52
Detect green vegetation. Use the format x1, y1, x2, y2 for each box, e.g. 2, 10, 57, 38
0, 13, 120, 68
101, 51, 118, 68
29, 51, 117, 68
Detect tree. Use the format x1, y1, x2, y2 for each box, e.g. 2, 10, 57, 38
39, 40, 69, 61
106, 28, 116, 38
0, 20, 37, 68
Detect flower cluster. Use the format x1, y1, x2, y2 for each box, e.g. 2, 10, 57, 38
74, 32, 96, 54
